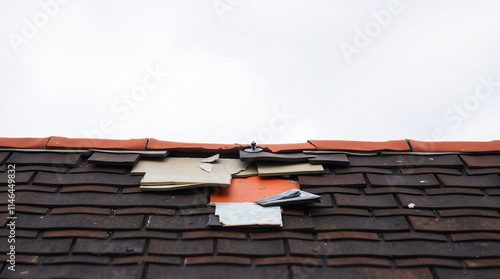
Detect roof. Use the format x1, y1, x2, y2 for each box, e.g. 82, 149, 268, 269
1, 137, 500, 279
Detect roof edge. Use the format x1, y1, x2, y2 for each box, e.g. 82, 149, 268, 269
0, 137, 499, 153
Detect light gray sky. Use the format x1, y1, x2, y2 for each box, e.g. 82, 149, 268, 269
2, 0, 500, 144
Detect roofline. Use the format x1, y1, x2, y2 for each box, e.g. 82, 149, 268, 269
1, 136, 500, 153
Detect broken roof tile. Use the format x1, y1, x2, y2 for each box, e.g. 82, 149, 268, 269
47, 136, 148, 150
308, 140, 410, 152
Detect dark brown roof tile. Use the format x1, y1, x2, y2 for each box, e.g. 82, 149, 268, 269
0, 264, 143, 279
88, 152, 140, 166
349, 155, 463, 168
6, 152, 81, 166
115, 207, 175, 215
0, 238, 72, 254
147, 215, 209, 231
383, 232, 447, 241
397, 194, 500, 209
372, 209, 436, 217
179, 207, 215, 215
70, 161, 128, 174
0, 229, 38, 238
298, 173, 366, 187
465, 167, 500, 175
437, 174, 500, 188
450, 232, 500, 241
410, 216, 500, 232
42, 255, 110, 265
0, 171, 34, 185
218, 239, 285, 256
149, 239, 213, 256
50, 206, 111, 215
394, 258, 462, 268
465, 258, 500, 268
33, 172, 142, 186
461, 155, 500, 168
308, 208, 371, 216
305, 186, 360, 195
317, 231, 380, 241
13, 165, 68, 173
43, 230, 108, 239
291, 266, 432, 279
185, 256, 251, 265
147, 264, 288, 279
14, 205, 48, 214
333, 167, 393, 174
59, 185, 119, 193
256, 256, 323, 266
425, 187, 484, 195
16, 214, 143, 230
113, 231, 177, 239
250, 231, 314, 240
313, 216, 409, 232
326, 257, 390, 267
401, 168, 461, 175
334, 193, 398, 208
73, 239, 145, 255
434, 267, 500, 279
438, 209, 500, 218
182, 231, 246, 240
113, 255, 181, 265
367, 173, 439, 188
364, 187, 423, 195
288, 239, 500, 257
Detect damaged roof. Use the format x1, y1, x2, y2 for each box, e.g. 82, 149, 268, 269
0, 137, 500, 279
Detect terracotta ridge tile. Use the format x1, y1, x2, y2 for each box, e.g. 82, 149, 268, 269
308, 140, 411, 152
0, 137, 50, 149
409, 140, 500, 152
147, 138, 242, 152
47, 136, 148, 150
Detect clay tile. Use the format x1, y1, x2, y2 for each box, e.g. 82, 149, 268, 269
147, 138, 241, 153
47, 137, 147, 150
0, 137, 49, 149
261, 143, 316, 153
308, 140, 410, 152
408, 140, 500, 152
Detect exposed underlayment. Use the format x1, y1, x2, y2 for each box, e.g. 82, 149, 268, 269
0, 137, 500, 278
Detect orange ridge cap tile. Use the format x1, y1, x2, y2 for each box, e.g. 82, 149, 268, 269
47, 137, 148, 151
408, 140, 500, 153
308, 140, 410, 152
260, 143, 316, 153
147, 138, 242, 153
0, 137, 50, 149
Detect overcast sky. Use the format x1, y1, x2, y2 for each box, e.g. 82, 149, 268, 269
1, 0, 500, 144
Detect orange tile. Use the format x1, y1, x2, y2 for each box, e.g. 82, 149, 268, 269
147, 138, 241, 153
261, 143, 316, 153
409, 140, 500, 152
47, 137, 147, 150
210, 176, 300, 203
308, 140, 410, 152
0, 137, 49, 149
